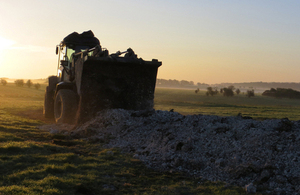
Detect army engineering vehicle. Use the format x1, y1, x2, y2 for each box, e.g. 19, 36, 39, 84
43, 30, 162, 124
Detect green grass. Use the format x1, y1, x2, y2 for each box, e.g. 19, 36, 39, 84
154, 88, 300, 120
2, 84, 299, 120
0, 83, 45, 116
0, 84, 253, 194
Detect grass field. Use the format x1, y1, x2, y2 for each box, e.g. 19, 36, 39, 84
2, 83, 293, 194
154, 87, 300, 120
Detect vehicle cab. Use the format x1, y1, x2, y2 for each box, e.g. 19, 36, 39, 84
55, 30, 100, 82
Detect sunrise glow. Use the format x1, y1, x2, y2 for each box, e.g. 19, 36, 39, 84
0, 1, 299, 83
0, 36, 14, 52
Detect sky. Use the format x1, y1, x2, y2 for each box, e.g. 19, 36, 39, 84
0, 0, 299, 84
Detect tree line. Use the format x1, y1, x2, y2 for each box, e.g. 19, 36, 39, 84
213, 82, 300, 91
0, 78, 41, 90
157, 79, 209, 88
205, 85, 254, 98
262, 88, 300, 99
157, 79, 300, 91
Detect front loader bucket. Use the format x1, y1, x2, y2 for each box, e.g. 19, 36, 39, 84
75, 57, 161, 124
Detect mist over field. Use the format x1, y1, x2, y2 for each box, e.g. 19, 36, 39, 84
156, 78, 300, 92
3, 77, 300, 93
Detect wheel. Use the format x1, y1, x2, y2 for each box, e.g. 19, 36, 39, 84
43, 86, 54, 118
54, 89, 78, 124
43, 76, 58, 119
48, 76, 58, 91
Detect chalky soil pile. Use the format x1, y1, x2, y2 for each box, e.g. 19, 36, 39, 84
54, 109, 300, 194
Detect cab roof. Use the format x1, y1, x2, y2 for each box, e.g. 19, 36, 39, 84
62, 30, 100, 49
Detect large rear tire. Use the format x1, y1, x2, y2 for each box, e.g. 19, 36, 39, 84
43, 86, 54, 119
43, 76, 58, 119
48, 76, 58, 91
54, 89, 78, 124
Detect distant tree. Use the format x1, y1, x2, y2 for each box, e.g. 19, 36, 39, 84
34, 83, 41, 90
170, 79, 180, 86
228, 85, 235, 90
180, 80, 191, 86
1, 78, 7, 86
262, 88, 300, 99
246, 89, 255, 98
214, 89, 218, 95
206, 87, 218, 96
195, 88, 200, 93
14, 79, 24, 87
220, 88, 223, 94
157, 79, 204, 88
197, 82, 210, 88
235, 88, 241, 95
207, 87, 213, 96
26, 80, 33, 88
223, 87, 234, 97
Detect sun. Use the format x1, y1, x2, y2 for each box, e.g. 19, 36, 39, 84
0, 36, 14, 52
0, 36, 15, 71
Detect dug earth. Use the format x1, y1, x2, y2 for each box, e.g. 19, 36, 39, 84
40, 109, 300, 194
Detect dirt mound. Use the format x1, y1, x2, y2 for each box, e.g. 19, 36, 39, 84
41, 109, 300, 194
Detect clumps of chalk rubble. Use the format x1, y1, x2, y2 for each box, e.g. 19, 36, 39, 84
54, 109, 300, 194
